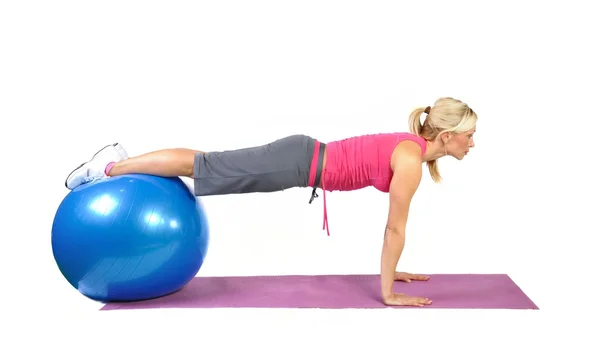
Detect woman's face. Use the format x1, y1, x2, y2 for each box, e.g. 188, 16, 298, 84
446, 127, 476, 160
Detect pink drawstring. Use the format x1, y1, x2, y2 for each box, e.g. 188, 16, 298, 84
321, 176, 329, 235
308, 140, 330, 236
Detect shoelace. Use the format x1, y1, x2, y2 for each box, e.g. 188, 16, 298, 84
81, 167, 108, 184
82, 175, 105, 183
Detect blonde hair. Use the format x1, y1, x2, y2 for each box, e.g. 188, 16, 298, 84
408, 97, 478, 183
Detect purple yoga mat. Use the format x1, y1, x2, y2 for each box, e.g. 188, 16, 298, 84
100, 274, 538, 310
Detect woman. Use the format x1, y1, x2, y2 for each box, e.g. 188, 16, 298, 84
65, 96, 477, 306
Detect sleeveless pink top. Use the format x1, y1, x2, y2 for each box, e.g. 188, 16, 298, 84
317, 132, 427, 235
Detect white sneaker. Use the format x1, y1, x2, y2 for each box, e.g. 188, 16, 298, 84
65, 143, 129, 190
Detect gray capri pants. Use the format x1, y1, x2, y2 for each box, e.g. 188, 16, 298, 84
193, 134, 325, 197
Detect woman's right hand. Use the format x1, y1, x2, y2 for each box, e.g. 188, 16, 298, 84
382, 293, 432, 307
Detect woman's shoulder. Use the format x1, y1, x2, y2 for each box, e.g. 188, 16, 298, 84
390, 135, 425, 169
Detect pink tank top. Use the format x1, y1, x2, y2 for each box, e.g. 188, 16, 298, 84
317, 132, 427, 235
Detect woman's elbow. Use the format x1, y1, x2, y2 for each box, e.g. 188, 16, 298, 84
385, 224, 405, 237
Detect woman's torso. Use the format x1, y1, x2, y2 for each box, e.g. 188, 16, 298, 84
320, 132, 426, 192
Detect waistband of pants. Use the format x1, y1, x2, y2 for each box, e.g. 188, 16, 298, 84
308, 140, 325, 187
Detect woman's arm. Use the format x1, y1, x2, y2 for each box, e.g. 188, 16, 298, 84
380, 143, 429, 305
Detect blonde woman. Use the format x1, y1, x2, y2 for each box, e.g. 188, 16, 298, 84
65, 96, 477, 306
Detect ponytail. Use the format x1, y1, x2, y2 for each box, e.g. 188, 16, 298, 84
408, 106, 442, 183
427, 160, 442, 183
408, 107, 426, 136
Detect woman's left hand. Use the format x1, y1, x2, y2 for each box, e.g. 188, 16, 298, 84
395, 271, 430, 283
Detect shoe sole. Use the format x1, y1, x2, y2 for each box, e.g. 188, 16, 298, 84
64, 142, 125, 189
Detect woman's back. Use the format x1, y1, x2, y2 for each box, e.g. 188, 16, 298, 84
324, 132, 426, 192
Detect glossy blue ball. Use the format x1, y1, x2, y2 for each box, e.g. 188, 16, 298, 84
51, 174, 210, 302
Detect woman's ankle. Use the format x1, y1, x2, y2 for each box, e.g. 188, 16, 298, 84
105, 161, 116, 176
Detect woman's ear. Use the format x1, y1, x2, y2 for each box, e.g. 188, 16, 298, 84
439, 131, 450, 144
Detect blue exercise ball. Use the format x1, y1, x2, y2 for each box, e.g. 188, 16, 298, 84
51, 174, 210, 302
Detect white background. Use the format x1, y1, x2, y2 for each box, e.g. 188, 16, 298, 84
2, 0, 598, 363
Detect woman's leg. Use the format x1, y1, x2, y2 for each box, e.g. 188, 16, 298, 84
108, 148, 204, 178
64, 142, 205, 190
